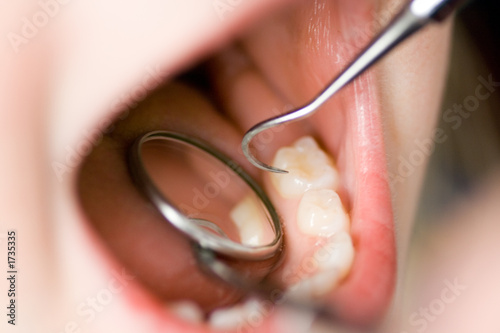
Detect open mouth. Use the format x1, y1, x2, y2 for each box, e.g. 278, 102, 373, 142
76, 0, 396, 331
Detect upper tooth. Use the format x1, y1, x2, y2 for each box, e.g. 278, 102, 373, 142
297, 189, 349, 237
271, 136, 339, 198
230, 194, 272, 246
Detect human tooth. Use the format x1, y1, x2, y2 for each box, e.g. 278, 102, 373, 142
297, 189, 349, 237
271, 136, 339, 198
314, 231, 354, 277
285, 232, 355, 299
167, 301, 204, 323
209, 299, 266, 330
230, 195, 270, 246
208, 306, 245, 330
269, 136, 354, 299
285, 270, 343, 299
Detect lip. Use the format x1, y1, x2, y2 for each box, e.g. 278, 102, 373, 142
71, 1, 396, 332
315, 73, 396, 326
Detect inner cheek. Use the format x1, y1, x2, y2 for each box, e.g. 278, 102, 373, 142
77, 81, 291, 312
243, 0, 376, 101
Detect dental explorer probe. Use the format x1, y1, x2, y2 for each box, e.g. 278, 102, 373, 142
242, 0, 467, 174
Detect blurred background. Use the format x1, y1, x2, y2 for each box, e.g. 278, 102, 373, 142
399, 1, 500, 332
417, 0, 500, 222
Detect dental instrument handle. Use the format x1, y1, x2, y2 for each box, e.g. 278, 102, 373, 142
242, 0, 466, 174
414, 0, 468, 22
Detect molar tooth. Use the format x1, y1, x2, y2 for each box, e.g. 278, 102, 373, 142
286, 232, 355, 299
230, 194, 270, 246
285, 270, 342, 299
297, 189, 349, 237
271, 136, 339, 198
314, 231, 354, 277
167, 301, 204, 323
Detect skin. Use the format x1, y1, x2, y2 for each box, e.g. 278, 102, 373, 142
0, 0, 452, 332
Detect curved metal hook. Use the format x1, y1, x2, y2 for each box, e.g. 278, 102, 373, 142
241, 103, 318, 174
242, 0, 463, 173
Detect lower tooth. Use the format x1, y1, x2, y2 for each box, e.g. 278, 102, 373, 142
286, 270, 342, 299
297, 189, 349, 237
268, 136, 355, 299
167, 301, 204, 323
208, 299, 267, 330
208, 307, 245, 330
314, 231, 354, 277
286, 232, 355, 299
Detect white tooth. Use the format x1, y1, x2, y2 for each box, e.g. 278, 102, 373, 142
230, 195, 270, 246
208, 306, 245, 330
208, 299, 267, 330
297, 189, 349, 237
285, 232, 355, 299
314, 231, 354, 277
285, 270, 343, 299
271, 136, 339, 198
167, 301, 204, 323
